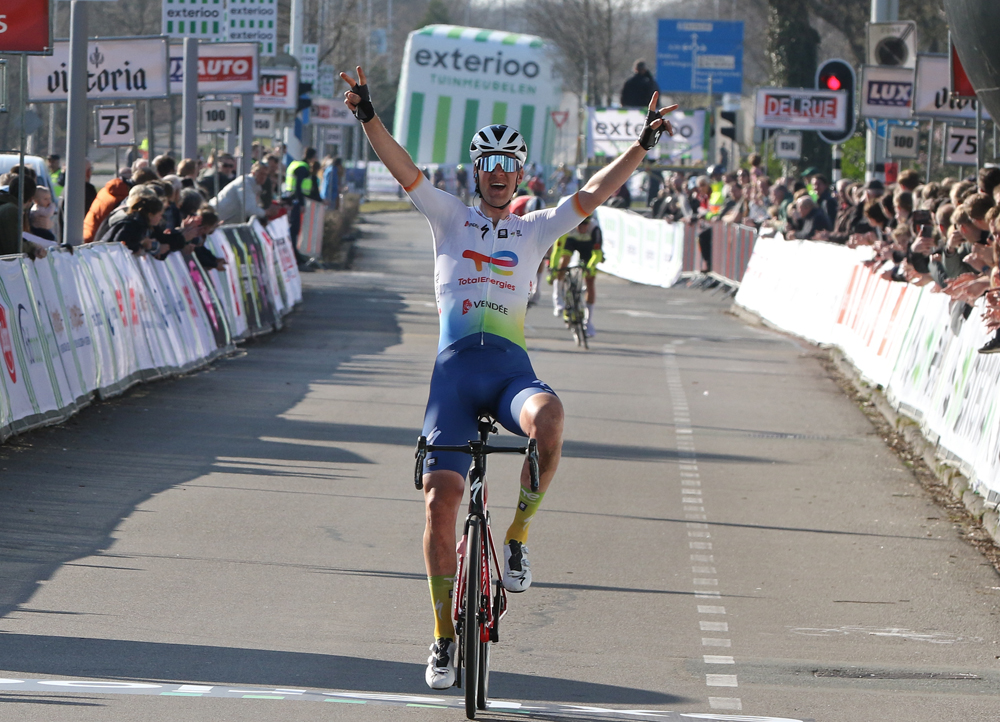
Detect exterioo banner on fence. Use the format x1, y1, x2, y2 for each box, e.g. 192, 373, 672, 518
587, 108, 708, 163
393, 24, 560, 165
28, 37, 171, 102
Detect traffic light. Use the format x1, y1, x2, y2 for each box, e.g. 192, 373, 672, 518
815, 59, 856, 144
297, 82, 313, 113
719, 110, 740, 142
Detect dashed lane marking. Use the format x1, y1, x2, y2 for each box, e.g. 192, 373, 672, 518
0, 678, 814, 720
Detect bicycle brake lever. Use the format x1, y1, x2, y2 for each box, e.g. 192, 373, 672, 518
527, 438, 540, 492
414, 436, 427, 490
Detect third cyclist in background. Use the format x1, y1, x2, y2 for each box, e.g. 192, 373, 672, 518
551, 215, 603, 337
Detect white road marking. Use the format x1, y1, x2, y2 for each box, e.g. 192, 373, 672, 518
703, 655, 735, 664
665, 345, 743, 714
702, 638, 732, 647
700, 622, 729, 632
709, 697, 743, 710
705, 674, 738, 687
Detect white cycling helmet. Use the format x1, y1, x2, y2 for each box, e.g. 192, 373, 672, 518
469, 125, 527, 165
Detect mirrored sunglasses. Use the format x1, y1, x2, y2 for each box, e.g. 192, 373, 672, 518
477, 154, 521, 173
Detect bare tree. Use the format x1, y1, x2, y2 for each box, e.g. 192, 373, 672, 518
525, 0, 653, 106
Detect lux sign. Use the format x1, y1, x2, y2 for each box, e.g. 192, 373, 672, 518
866, 81, 912, 107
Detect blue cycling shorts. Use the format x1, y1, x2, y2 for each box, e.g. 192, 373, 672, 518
422, 333, 557, 477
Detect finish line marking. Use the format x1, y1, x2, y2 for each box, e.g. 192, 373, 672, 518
0, 677, 813, 721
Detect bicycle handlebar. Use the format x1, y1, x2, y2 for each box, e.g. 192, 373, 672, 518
414, 436, 540, 492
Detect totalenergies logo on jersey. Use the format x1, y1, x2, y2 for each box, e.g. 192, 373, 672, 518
462, 250, 518, 277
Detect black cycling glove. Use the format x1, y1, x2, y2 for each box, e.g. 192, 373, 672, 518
350, 82, 376, 123
638, 109, 664, 150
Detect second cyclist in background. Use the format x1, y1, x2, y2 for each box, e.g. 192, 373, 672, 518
551, 215, 603, 337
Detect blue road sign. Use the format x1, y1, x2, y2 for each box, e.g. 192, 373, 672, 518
656, 19, 744, 95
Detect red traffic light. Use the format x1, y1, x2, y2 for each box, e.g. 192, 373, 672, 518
824, 75, 842, 91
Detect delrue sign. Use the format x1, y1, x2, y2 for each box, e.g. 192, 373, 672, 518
27, 37, 170, 101
254, 67, 296, 109
754, 87, 847, 132
0, 0, 51, 53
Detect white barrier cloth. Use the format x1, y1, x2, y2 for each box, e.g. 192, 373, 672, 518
595, 208, 684, 288
735, 233, 1000, 501
0, 224, 302, 442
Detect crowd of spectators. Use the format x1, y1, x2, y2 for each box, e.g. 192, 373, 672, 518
645, 159, 1000, 355
0, 143, 348, 270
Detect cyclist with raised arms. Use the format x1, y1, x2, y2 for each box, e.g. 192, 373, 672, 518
340, 66, 676, 690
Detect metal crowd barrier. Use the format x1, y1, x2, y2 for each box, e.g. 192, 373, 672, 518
681, 220, 758, 286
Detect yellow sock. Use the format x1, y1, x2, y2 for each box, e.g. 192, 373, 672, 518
428, 575, 455, 640
505, 486, 545, 544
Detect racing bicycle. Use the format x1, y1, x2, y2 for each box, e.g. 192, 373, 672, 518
560, 264, 589, 349
415, 416, 540, 719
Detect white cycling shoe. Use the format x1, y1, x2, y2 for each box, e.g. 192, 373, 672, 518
425, 637, 457, 689
502, 540, 532, 593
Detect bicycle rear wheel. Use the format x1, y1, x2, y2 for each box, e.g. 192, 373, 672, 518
463, 521, 482, 719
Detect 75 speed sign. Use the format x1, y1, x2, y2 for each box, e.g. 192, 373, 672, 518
945, 126, 978, 166
94, 106, 136, 147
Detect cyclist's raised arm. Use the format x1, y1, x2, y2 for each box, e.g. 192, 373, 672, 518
576, 93, 678, 216
341, 66, 421, 190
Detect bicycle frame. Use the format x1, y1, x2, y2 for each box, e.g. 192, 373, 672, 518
414, 417, 539, 700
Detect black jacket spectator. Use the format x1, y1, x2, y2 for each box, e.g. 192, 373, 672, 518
620, 61, 659, 108
102, 213, 152, 253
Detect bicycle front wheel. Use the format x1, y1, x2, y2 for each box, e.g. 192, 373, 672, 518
477, 637, 490, 709
463, 521, 482, 719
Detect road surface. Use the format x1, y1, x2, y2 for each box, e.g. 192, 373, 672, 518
0, 210, 998, 721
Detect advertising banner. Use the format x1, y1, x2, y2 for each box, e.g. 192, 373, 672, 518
28, 37, 171, 102
861, 65, 916, 120
587, 108, 708, 163
205, 231, 248, 340
169, 41, 260, 95
226, 0, 277, 56
262, 215, 301, 305
254, 68, 296, 109
913, 54, 980, 120
0, 226, 300, 444
595, 207, 685, 288
163, 0, 224, 40
734, 231, 1000, 500
754, 88, 847, 131
48, 250, 98, 398
310, 97, 355, 125
0, 0, 51, 53
0, 258, 63, 427
28, 258, 88, 408
394, 24, 561, 165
